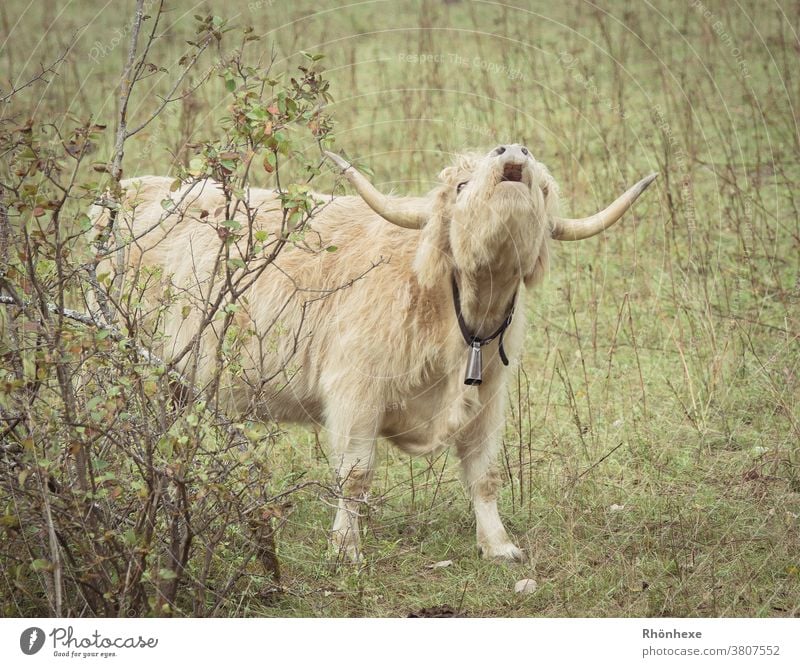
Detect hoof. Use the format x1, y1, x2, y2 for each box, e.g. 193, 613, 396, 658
479, 542, 525, 563
330, 535, 363, 563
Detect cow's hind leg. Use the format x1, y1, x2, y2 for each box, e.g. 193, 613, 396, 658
326, 407, 378, 562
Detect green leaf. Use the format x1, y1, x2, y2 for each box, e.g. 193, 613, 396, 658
75, 213, 92, 231
188, 157, 205, 176
245, 107, 268, 121
31, 559, 51, 572
157, 436, 173, 458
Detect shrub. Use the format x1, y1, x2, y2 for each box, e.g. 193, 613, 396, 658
0, 7, 334, 617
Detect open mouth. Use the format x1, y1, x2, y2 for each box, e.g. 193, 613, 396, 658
501, 164, 524, 182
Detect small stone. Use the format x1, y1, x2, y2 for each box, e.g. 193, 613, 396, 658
426, 560, 453, 569
609, 504, 625, 512
514, 578, 537, 594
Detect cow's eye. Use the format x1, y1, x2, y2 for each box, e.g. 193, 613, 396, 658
457, 181, 469, 194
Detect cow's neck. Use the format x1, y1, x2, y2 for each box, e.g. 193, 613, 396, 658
453, 263, 521, 341
448, 211, 535, 340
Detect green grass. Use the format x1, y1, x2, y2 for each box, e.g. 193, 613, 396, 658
1, 0, 798, 616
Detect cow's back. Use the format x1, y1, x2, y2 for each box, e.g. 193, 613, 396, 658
95, 177, 432, 425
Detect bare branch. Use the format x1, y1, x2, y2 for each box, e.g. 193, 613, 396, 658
0, 295, 192, 389
109, 0, 146, 183
0, 32, 78, 103
126, 40, 211, 139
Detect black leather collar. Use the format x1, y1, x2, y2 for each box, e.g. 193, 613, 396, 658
451, 274, 517, 373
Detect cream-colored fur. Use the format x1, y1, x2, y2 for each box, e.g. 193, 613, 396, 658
95, 145, 560, 561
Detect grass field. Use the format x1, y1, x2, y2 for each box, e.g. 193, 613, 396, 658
1, 0, 798, 617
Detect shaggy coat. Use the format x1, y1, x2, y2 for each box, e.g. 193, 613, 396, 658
95, 144, 653, 561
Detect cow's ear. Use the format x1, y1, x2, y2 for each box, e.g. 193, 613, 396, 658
437, 165, 459, 183
523, 167, 555, 288
413, 191, 451, 288
539, 166, 560, 218
523, 236, 549, 288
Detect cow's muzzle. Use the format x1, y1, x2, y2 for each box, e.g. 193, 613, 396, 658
501, 163, 524, 182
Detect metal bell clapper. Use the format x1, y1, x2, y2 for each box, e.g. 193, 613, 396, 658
464, 340, 483, 386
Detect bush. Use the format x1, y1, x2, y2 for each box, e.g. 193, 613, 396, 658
0, 8, 334, 617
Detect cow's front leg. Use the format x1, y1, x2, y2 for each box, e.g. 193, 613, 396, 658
327, 410, 378, 562
455, 404, 524, 562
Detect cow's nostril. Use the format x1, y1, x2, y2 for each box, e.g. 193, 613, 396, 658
521, 147, 529, 156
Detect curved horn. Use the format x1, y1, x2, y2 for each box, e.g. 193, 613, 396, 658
325, 151, 428, 229
551, 173, 658, 241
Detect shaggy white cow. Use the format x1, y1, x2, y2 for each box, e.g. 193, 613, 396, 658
97, 145, 656, 561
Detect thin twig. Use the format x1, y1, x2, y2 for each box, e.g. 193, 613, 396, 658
109, 0, 145, 183
0, 295, 191, 388
576, 441, 625, 480
126, 41, 211, 139
0, 33, 78, 103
